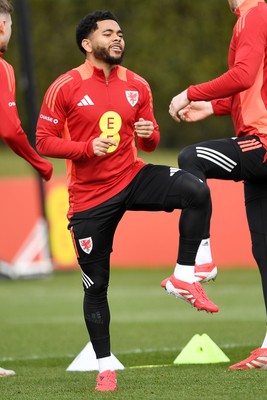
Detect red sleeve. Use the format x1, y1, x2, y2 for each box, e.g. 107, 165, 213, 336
134, 76, 160, 152
36, 74, 92, 160
188, 8, 266, 101
211, 97, 232, 116
0, 59, 52, 181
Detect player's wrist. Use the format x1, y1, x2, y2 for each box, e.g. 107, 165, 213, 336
85, 138, 96, 158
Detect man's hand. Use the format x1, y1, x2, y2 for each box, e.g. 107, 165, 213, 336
92, 137, 117, 156
134, 118, 154, 138
169, 89, 190, 122
39, 159, 53, 182
178, 101, 214, 122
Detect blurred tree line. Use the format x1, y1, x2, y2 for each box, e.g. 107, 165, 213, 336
5, 0, 236, 149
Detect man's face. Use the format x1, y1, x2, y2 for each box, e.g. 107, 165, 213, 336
0, 13, 12, 53
85, 19, 125, 65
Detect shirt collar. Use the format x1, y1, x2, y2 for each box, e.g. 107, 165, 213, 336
235, 0, 264, 16
84, 59, 119, 79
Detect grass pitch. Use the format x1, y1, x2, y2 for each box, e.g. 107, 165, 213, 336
0, 267, 266, 399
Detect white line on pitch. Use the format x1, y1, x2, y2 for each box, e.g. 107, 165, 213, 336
0, 342, 256, 362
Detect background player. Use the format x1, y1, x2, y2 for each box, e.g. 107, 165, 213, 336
169, 0, 267, 370
0, 0, 53, 377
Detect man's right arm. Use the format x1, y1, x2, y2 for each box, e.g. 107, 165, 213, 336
0, 60, 53, 181
36, 78, 94, 161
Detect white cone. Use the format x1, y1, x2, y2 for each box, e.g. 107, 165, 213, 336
0, 367, 16, 377
66, 342, 125, 371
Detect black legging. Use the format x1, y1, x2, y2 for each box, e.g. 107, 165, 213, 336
178, 136, 267, 314
71, 164, 212, 358
245, 181, 267, 313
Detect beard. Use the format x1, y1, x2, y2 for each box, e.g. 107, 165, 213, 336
0, 44, 7, 53
92, 45, 125, 65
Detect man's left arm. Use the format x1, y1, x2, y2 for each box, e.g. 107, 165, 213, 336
188, 8, 266, 101
170, 8, 267, 121
135, 80, 160, 152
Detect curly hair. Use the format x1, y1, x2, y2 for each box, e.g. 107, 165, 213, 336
0, 0, 13, 14
76, 10, 118, 54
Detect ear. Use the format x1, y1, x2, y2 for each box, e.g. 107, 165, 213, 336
81, 38, 92, 54
0, 19, 5, 34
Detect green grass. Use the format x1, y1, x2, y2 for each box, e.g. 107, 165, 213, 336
0, 268, 266, 399
0, 146, 178, 177
0, 148, 265, 398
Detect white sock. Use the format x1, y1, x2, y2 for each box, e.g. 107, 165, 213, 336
174, 264, 196, 283
261, 331, 267, 348
98, 356, 114, 373
195, 238, 212, 265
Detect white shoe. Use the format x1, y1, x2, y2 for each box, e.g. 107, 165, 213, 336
0, 367, 16, 377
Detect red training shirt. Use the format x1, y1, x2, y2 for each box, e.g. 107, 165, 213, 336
187, 0, 267, 144
0, 54, 52, 181
36, 60, 160, 218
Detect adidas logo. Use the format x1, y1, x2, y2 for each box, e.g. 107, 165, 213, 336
82, 271, 94, 288
77, 94, 94, 106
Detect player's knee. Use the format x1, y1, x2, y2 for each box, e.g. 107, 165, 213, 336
80, 260, 109, 296
84, 284, 108, 305
198, 181, 210, 206
190, 178, 210, 208
84, 277, 108, 295
176, 171, 210, 210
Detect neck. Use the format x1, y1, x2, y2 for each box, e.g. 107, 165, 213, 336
86, 56, 116, 79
